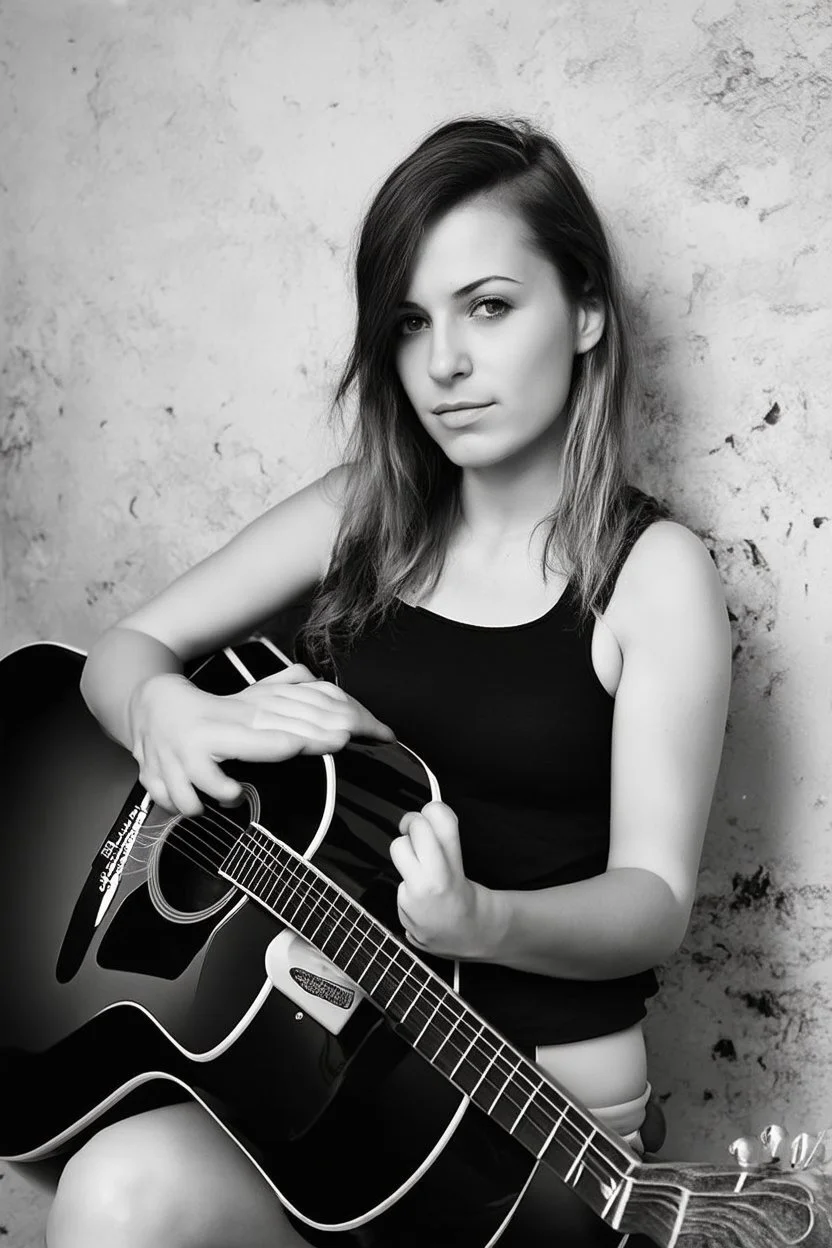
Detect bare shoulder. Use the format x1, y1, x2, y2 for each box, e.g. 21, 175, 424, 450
605, 520, 729, 647
317, 460, 356, 509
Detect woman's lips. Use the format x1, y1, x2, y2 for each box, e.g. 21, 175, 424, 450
433, 402, 494, 428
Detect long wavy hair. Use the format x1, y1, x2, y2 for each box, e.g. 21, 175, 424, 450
299, 116, 658, 673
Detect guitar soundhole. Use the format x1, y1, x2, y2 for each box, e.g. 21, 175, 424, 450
148, 784, 260, 923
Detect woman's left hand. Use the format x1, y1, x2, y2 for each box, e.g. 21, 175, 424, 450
389, 801, 497, 959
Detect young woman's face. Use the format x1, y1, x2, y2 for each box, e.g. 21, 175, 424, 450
394, 196, 604, 471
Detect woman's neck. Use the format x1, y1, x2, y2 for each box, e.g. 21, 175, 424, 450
458, 446, 565, 546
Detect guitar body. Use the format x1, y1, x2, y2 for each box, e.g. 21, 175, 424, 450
6, 640, 830, 1247
1, 639, 609, 1245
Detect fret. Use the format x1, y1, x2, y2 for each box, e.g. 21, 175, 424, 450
600, 1177, 628, 1223
249, 831, 273, 896
289, 887, 320, 935
230, 836, 252, 890
378, 952, 430, 1015
564, 1128, 595, 1185
484, 1055, 523, 1116
396, 977, 429, 1023
319, 901, 357, 961
304, 883, 340, 944
265, 856, 305, 923
412, 996, 465, 1065
428, 1007, 465, 1067
449, 1022, 485, 1079
222, 840, 243, 880
346, 915, 389, 984
412, 998, 443, 1046
242, 845, 260, 892
509, 1076, 546, 1135
339, 914, 370, 973
338, 927, 375, 982
536, 1102, 570, 1159
450, 1031, 498, 1099
353, 932, 398, 993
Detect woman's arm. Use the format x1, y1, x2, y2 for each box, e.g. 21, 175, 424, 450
79, 465, 393, 817
391, 521, 733, 979
80, 469, 343, 746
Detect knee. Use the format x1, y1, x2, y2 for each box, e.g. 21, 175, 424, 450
46, 1127, 185, 1248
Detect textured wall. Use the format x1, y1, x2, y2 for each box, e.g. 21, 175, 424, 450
2, 0, 831, 1239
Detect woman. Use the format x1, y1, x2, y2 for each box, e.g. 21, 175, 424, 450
44, 117, 731, 1246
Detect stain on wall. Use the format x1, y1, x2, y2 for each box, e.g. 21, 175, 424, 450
1, 4, 830, 1237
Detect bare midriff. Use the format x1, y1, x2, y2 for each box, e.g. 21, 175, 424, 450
536, 1021, 648, 1118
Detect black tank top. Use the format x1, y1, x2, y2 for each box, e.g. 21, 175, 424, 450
331, 557, 661, 1052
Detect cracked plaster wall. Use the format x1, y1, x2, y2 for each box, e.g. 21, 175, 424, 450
1, 0, 831, 1238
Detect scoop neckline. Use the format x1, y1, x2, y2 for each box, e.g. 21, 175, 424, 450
396, 582, 573, 633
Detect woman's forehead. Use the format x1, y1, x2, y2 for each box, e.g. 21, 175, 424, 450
404, 198, 537, 300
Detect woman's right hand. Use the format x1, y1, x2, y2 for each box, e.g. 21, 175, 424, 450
127, 662, 395, 817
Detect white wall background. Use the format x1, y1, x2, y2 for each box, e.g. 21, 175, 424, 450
2, 0, 831, 1241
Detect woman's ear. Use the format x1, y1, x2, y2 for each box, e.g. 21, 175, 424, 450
574, 298, 606, 355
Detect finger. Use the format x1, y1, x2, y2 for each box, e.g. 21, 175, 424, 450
396, 881, 421, 941
420, 800, 464, 874
137, 750, 178, 815
389, 832, 421, 881
139, 772, 176, 816
247, 699, 351, 734
247, 686, 394, 742
254, 664, 319, 686
159, 760, 205, 818
348, 712, 396, 743
184, 756, 244, 807
251, 682, 349, 710
211, 720, 352, 762
405, 814, 450, 879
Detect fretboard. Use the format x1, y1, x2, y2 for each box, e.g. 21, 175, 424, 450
221, 824, 639, 1221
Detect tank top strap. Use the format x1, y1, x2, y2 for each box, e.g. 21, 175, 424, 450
594, 487, 669, 614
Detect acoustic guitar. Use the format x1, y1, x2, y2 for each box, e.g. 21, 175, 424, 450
1, 638, 830, 1245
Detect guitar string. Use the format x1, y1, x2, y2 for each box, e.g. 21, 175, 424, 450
129, 763, 642, 1195
132, 818, 624, 1192
137, 813, 633, 1189
159, 815, 630, 1173
155, 812, 610, 1130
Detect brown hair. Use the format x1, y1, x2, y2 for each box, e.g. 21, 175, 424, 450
299, 116, 653, 672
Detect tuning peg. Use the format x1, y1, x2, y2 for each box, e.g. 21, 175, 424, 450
791, 1133, 814, 1168
760, 1123, 789, 1164
729, 1135, 765, 1170
794, 1130, 828, 1170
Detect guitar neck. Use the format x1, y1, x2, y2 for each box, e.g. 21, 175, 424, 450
221, 823, 642, 1224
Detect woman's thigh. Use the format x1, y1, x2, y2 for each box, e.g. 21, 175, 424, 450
44, 1100, 337, 1248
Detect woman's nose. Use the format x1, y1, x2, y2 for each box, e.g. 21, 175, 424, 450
427, 325, 473, 384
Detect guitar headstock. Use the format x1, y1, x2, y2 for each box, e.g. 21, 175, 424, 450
617, 1127, 832, 1247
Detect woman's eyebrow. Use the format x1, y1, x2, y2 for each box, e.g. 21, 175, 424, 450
453, 274, 523, 297
399, 274, 523, 309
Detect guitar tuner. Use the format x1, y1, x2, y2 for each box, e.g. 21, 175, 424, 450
729, 1124, 828, 1173
729, 1136, 777, 1171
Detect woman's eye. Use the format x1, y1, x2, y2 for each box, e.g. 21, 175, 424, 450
472, 297, 510, 319
398, 314, 427, 336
